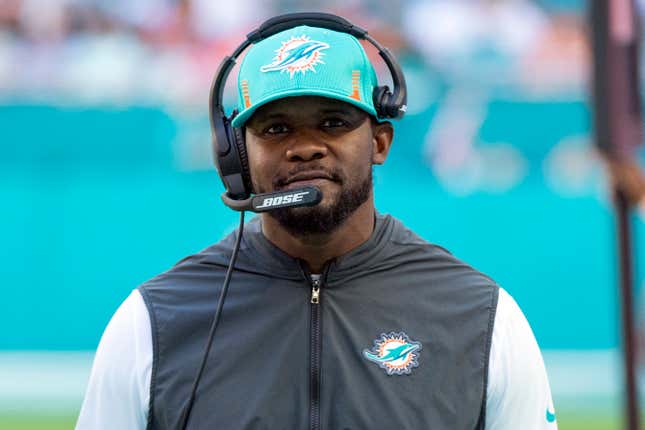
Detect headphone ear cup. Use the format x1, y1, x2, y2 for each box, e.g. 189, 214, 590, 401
232, 126, 253, 193
373, 85, 393, 119
211, 110, 252, 199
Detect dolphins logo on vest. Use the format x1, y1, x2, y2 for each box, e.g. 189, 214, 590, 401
260, 35, 330, 78
363, 332, 422, 375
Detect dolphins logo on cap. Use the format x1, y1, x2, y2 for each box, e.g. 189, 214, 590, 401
260, 35, 330, 78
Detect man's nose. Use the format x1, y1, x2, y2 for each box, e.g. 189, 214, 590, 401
285, 134, 328, 162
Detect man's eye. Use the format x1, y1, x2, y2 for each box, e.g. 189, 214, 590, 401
321, 118, 348, 128
265, 124, 289, 135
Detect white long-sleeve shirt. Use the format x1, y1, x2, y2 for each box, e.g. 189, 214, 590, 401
76, 287, 557, 429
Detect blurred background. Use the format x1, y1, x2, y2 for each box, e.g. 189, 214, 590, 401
1, 0, 644, 428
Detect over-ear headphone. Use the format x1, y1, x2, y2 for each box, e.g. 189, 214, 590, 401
209, 12, 408, 205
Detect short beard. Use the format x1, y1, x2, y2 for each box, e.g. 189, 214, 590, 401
267, 169, 373, 237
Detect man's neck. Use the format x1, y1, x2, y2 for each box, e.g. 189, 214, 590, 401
260, 199, 376, 273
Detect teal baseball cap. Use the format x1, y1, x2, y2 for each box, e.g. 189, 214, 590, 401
231, 25, 380, 127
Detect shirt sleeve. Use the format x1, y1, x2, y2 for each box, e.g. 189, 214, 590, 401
485, 288, 557, 429
76, 289, 152, 430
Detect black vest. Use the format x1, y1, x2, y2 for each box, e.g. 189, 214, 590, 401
139, 214, 498, 429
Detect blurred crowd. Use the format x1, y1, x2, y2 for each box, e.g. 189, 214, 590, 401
0, 0, 590, 108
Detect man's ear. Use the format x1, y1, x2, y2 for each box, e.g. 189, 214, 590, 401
372, 121, 394, 165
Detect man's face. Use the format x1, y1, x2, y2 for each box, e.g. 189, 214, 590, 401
245, 96, 392, 237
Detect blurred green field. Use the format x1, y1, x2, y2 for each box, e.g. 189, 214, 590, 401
0, 415, 76, 430
0, 412, 621, 430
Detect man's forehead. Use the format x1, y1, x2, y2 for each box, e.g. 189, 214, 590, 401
249, 96, 364, 122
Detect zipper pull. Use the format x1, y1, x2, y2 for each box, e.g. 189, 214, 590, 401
310, 277, 321, 304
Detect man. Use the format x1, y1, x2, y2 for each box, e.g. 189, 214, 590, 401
77, 19, 556, 430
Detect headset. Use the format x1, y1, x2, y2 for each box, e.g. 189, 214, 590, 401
179, 12, 407, 429
209, 11, 408, 211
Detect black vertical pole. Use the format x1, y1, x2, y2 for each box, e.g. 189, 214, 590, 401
615, 190, 640, 430
590, 1, 643, 428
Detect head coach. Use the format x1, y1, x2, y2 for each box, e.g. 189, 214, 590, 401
76, 12, 556, 430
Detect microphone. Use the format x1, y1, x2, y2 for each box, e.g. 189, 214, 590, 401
221, 186, 322, 213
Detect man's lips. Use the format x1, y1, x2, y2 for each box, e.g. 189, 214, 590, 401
283, 178, 331, 190
276, 171, 339, 190
284, 172, 334, 185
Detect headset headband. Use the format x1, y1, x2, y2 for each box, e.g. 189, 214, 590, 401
209, 11, 407, 131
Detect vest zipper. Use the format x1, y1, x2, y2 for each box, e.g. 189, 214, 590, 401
309, 273, 322, 430
311, 278, 321, 304
300, 260, 334, 430
299, 262, 331, 430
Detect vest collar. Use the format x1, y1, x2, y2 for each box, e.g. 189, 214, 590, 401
234, 213, 396, 283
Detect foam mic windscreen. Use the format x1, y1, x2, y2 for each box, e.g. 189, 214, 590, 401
221, 187, 322, 213
251, 187, 322, 212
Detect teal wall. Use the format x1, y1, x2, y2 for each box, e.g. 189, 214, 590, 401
1, 102, 642, 351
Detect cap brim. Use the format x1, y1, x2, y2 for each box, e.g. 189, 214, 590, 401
230, 88, 379, 128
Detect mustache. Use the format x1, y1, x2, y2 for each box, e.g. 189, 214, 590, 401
273, 165, 343, 189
